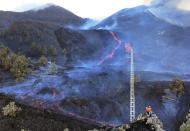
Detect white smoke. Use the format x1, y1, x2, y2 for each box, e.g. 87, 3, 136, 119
30, 3, 55, 12
146, 0, 190, 27
148, 0, 190, 10
178, 0, 190, 11
80, 19, 100, 30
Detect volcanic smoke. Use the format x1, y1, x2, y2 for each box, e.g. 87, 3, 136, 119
97, 31, 122, 65
97, 32, 136, 65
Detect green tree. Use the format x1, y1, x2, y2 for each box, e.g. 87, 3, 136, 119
31, 42, 37, 51
43, 47, 48, 56
62, 48, 67, 57
169, 78, 184, 95
49, 45, 57, 56
39, 55, 48, 66
180, 110, 190, 131
25, 32, 30, 44
10, 55, 28, 79
50, 62, 57, 74
37, 45, 42, 54
0, 47, 11, 70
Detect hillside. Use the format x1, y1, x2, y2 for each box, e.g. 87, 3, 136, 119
0, 5, 86, 58
0, 5, 85, 29
0, 4, 190, 131
92, 6, 190, 73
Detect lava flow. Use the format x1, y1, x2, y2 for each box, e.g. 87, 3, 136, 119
31, 99, 116, 128
98, 32, 144, 65
97, 31, 122, 65
28, 88, 116, 128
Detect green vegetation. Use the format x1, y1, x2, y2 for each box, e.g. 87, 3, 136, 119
31, 42, 43, 55
25, 32, 30, 44
10, 55, 28, 79
37, 45, 42, 54
49, 45, 57, 56
39, 55, 48, 66
62, 48, 67, 56
118, 126, 125, 131
63, 128, 69, 131
43, 47, 48, 56
180, 110, 190, 131
0, 47, 11, 70
21, 129, 30, 131
2, 102, 22, 117
50, 62, 57, 74
31, 42, 37, 51
169, 78, 184, 95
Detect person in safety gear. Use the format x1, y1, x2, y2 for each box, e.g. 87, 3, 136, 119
146, 106, 152, 116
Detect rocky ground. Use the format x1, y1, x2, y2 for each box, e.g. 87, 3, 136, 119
0, 93, 166, 131
0, 93, 102, 131
1, 64, 189, 131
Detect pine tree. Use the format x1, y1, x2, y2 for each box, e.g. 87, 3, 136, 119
180, 110, 190, 131
43, 47, 48, 56
49, 45, 57, 56
39, 55, 48, 66
0, 47, 11, 70
169, 78, 184, 94
10, 55, 28, 79
50, 62, 57, 74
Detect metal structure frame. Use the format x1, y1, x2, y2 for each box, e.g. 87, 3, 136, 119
130, 48, 135, 122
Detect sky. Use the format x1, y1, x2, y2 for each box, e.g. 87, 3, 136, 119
0, 0, 150, 20
0, 0, 189, 20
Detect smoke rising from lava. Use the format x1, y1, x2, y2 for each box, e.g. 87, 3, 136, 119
148, 0, 190, 10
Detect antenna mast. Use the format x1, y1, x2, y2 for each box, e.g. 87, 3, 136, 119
130, 48, 135, 122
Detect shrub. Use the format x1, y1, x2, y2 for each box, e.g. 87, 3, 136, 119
49, 45, 57, 56
10, 55, 28, 79
2, 102, 22, 117
50, 62, 57, 74
180, 110, 190, 131
63, 128, 69, 131
62, 48, 67, 56
21, 129, 30, 131
169, 78, 184, 95
39, 55, 48, 66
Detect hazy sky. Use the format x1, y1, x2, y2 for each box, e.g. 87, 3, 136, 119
0, 0, 150, 19
0, 0, 189, 20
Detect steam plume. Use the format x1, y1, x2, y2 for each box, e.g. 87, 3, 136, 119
146, 0, 190, 26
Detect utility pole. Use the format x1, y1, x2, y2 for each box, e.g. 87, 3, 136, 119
130, 48, 135, 122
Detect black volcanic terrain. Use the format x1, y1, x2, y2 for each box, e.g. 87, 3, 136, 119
93, 5, 190, 73
0, 4, 190, 131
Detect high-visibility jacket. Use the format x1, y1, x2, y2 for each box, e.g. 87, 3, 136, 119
146, 108, 152, 112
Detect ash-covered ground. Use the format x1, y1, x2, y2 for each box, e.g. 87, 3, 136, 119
0, 62, 190, 131
0, 3, 190, 131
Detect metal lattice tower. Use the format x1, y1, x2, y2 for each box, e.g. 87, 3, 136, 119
130, 48, 135, 122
